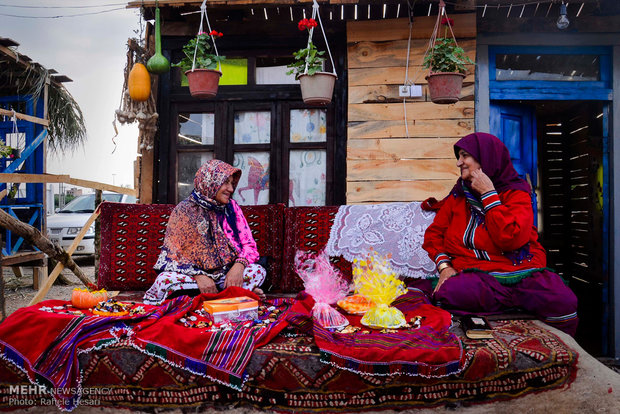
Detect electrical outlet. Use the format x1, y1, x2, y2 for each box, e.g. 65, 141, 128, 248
410, 84, 423, 97
399, 85, 411, 97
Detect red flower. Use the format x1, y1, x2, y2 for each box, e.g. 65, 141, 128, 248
298, 18, 318, 31
441, 17, 454, 26
208, 30, 223, 38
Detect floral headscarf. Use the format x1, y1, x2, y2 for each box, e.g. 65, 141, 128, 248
155, 160, 243, 274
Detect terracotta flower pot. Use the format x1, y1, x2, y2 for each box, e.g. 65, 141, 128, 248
425, 72, 466, 104
185, 69, 222, 99
298, 72, 337, 106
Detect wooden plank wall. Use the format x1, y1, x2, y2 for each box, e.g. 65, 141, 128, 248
346, 14, 476, 203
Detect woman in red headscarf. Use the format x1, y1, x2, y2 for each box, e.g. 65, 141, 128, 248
143, 159, 266, 305
422, 133, 578, 336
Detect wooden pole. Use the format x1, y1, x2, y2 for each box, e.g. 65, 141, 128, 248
0, 207, 97, 302
27, 209, 100, 306
94, 190, 102, 284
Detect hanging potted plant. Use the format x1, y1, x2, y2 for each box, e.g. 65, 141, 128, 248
423, 10, 474, 104
173, 30, 225, 99
287, 4, 337, 106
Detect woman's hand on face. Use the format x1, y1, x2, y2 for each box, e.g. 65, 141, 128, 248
433, 266, 457, 294
195, 274, 218, 294
224, 263, 245, 288
470, 169, 495, 194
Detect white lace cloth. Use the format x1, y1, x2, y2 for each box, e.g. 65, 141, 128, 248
325, 202, 438, 279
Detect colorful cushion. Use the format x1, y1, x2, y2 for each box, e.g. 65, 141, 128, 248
98, 202, 284, 291
281, 206, 352, 293
98, 202, 175, 291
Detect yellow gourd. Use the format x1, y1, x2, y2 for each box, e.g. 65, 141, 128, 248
128, 63, 151, 101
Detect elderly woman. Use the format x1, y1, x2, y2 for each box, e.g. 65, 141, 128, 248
143, 160, 266, 305
422, 132, 578, 336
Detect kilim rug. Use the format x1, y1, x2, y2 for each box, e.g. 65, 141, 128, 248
0, 287, 294, 411
0, 319, 577, 412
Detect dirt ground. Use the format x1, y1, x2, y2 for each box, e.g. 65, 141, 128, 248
2, 256, 95, 316
2, 260, 620, 413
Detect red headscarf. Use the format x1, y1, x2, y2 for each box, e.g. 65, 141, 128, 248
451, 132, 531, 197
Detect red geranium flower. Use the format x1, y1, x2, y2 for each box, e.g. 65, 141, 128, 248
441, 17, 454, 26
298, 18, 318, 31
208, 30, 223, 38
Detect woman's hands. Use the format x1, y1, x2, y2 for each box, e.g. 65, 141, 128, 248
224, 262, 245, 289
433, 266, 457, 294
195, 274, 217, 294
470, 169, 495, 195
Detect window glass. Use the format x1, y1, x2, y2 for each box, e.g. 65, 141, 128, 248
178, 113, 214, 146
233, 151, 270, 205
495, 54, 599, 81
234, 111, 271, 144
256, 57, 297, 84
220, 58, 248, 85
177, 152, 214, 202
290, 109, 327, 143
289, 150, 326, 206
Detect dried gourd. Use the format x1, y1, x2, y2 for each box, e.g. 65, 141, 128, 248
146, 7, 170, 74
128, 63, 151, 101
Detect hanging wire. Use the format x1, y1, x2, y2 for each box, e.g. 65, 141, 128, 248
303, 0, 336, 76
0, 7, 126, 19
191, 0, 221, 72
0, 2, 126, 9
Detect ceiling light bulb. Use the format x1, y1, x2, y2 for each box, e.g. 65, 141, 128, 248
557, 3, 570, 30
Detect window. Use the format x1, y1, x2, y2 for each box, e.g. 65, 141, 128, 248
488, 46, 612, 101
171, 102, 336, 206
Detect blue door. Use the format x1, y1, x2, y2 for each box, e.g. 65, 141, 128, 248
490, 102, 537, 221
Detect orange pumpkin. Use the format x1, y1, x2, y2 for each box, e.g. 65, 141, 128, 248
128, 63, 151, 101
71, 288, 109, 309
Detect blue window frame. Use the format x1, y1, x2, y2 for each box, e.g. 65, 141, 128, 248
489, 46, 612, 100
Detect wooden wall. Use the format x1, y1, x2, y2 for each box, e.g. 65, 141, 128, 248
346, 14, 476, 203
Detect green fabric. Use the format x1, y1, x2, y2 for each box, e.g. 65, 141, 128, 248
429, 267, 567, 288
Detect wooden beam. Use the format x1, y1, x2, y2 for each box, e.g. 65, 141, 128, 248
64, 178, 138, 197
0, 251, 45, 267
0, 45, 66, 88
0, 108, 49, 127
0, 173, 70, 184
0, 173, 137, 197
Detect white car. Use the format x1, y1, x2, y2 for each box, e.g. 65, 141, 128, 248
47, 193, 137, 255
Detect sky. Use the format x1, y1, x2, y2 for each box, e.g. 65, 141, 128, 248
1, 1, 142, 190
